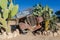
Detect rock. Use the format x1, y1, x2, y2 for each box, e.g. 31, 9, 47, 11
16, 29, 20, 35
49, 31, 53, 36
13, 31, 18, 37
39, 32, 41, 35
53, 32, 58, 37
57, 30, 60, 35
47, 30, 50, 33
43, 31, 47, 36
46, 30, 51, 35
0, 32, 7, 39
1, 29, 4, 33
7, 32, 13, 39
2, 32, 7, 37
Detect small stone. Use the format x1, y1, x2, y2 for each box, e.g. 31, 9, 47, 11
47, 30, 50, 33
16, 29, 20, 35
53, 32, 58, 37
39, 32, 41, 35
46, 30, 51, 35
13, 31, 18, 37
43, 31, 47, 36
1, 30, 5, 33
57, 30, 60, 35
49, 31, 53, 36
2, 32, 7, 39
7, 32, 13, 39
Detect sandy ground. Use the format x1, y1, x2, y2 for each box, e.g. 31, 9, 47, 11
9, 33, 60, 40
0, 31, 60, 40
0, 23, 60, 40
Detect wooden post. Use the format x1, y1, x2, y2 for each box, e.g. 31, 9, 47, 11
16, 18, 19, 25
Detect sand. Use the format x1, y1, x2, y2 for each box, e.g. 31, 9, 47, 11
0, 31, 60, 40
0, 23, 60, 40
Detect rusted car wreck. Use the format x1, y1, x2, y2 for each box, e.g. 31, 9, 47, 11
8, 13, 44, 35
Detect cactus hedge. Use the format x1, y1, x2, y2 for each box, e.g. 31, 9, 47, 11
0, 0, 18, 33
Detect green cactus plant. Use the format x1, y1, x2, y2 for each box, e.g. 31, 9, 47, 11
33, 4, 43, 16
32, 4, 58, 31
0, 0, 18, 33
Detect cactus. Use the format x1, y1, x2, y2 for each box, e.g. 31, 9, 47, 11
32, 4, 57, 31
0, 0, 7, 9
0, 0, 18, 33
43, 6, 52, 31
33, 4, 43, 16
49, 15, 58, 32
45, 20, 50, 31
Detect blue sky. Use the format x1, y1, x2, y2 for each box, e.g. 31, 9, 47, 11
13, 0, 60, 13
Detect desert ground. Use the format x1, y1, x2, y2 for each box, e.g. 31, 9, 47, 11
0, 23, 60, 40
0, 31, 60, 40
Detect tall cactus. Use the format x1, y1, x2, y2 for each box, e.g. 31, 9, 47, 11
0, 0, 18, 33
43, 5, 52, 31
32, 4, 57, 31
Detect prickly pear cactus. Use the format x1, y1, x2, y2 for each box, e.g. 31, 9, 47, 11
0, 0, 7, 9
0, 0, 18, 33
